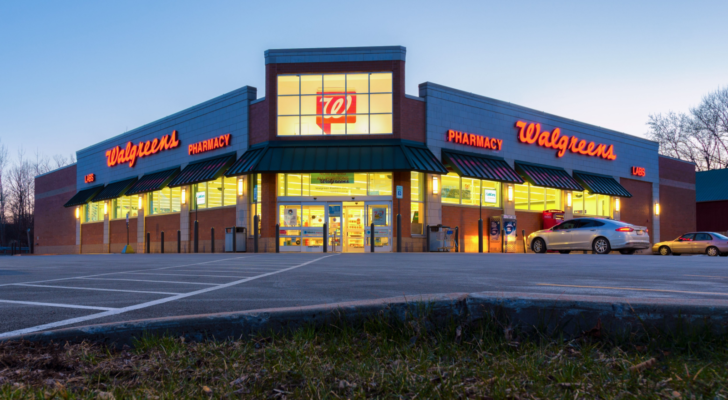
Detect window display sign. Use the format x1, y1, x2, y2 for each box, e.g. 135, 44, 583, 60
484, 189, 497, 204
196, 192, 206, 205
311, 173, 354, 184
447, 130, 502, 151
106, 130, 181, 168
328, 204, 342, 218
372, 207, 387, 225
284, 207, 298, 226
515, 121, 617, 160
317, 91, 357, 134
188, 133, 231, 155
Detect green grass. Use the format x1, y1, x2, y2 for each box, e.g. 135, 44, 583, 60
1, 312, 726, 399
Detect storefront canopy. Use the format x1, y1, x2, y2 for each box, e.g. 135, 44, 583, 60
515, 162, 584, 191
126, 167, 180, 195
573, 171, 632, 198
225, 140, 448, 175
92, 177, 138, 202
63, 185, 105, 208
441, 150, 523, 183
168, 153, 236, 187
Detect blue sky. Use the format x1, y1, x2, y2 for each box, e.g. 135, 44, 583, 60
1, 0, 726, 162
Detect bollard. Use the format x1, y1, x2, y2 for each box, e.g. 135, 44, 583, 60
161, 232, 165, 254
253, 215, 259, 253
194, 221, 199, 253
275, 224, 280, 253
455, 226, 460, 253
323, 223, 327, 253
177, 230, 181, 253
232, 227, 237, 253
522, 229, 527, 253
478, 219, 483, 253
426, 225, 430, 252
396, 213, 401, 252
370, 223, 375, 253
211, 228, 215, 253
501, 228, 505, 253
146, 232, 150, 254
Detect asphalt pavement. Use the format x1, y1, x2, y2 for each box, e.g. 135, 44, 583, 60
1, 252, 727, 338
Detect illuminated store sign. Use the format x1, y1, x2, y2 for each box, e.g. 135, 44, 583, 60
189, 133, 231, 155
84, 173, 95, 183
515, 121, 617, 160
317, 92, 356, 134
632, 166, 646, 177
106, 130, 181, 168
447, 130, 503, 151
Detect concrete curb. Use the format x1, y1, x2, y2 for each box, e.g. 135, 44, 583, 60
3, 292, 728, 347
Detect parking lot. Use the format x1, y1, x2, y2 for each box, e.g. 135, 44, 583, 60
1, 252, 728, 338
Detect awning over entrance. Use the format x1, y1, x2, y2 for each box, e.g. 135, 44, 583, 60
126, 167, 180, 195
63, 185, 105, 208
441, 150, 524, 183
93, 177, 138, 201
225, 140, 448, 175
515, 162, 584, 191
168, 153, 236, 187
574, 171, 632, 197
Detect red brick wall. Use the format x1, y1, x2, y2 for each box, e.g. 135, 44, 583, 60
146, 213, 179, 253
658, 156, 696, 241
81, 222, 103, 248
401, 97, 426, 143
190, 206, 236, 253
393, 171, 411, 241
249, 99, 269, 145
110, 218, 137, 253
697, 201, 728, 232
619, 178, 653, 238
253, 61, 408, 145
34, 165, 77, 254
515, 211, 542, 253
442, 205, 502, 253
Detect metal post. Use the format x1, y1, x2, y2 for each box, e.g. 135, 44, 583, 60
501, 228, 505, 254
455, 227, 460, 252
232, 227, 237, 253
478, 219, 483, 253
522, 229, 527, 253
177, 230, 181, 253
370, 222, 375, 253
323, 223, 327, 253
253, 215, 259, 253
146, 232, 150, 254
211, 228, 215, 253
426, 225, 430, 252
161, 232, 164, 254
194, 221, 199, 253
396, 210, 402, 253
275, 224, 280, 253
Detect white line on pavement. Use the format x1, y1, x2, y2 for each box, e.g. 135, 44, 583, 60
0, 254, 338, 338
75, 278, 218, 286
120, 272, 249, 279
12, 283, 182, 296
0, 299, 116, 311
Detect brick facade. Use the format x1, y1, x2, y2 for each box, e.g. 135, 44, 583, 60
110, 218, 137, 253
34, 164, 78, 254
619, 178, 654, 239
146, 213, 180, 253
189, 206, 236, 253
658, 156, 696, 240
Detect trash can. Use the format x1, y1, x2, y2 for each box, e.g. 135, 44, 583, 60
542, 209, 564, 230
225, 227, 247, 252
428, 225, 454, 252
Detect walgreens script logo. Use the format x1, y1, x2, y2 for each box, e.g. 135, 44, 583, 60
317, 91, 356, 134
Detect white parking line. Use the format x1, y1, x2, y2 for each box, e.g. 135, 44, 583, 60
12, 283, 181, 296
0, 254, 337, 338
122, 272, 249, 279
0, 299, 116, 311
76, 278, 218, 286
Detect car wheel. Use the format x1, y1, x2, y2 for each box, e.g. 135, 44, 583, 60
619, 249, 636, 255
706, 246, 719, 257
531, 238, 547, 254
659, 246, 671, 256
592, 237, 611, 255
558, 250, 571, 254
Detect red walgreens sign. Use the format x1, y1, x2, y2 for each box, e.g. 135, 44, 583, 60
106, 130, 181, 168
515, 121, 617, 160
317, 91, 356, 134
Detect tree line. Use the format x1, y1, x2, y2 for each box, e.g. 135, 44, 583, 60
0, 140, 75, 248
647, 86, 728, 171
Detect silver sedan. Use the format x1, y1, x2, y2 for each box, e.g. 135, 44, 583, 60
652, 232, 728, 256
527, 218, 650, 255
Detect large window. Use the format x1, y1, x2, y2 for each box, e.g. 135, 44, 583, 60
83, 201, 103, 223
192, 176, 237, 210
112, 195, 139, 220
513, 183, 561, 211
277, 73, 393, 136
148, 187, 182, 215
277, 173, 392, 197
441, 172, 502, 208
411, 172, 425, 235
573, 191, 611, 217
250, 174, 262, 235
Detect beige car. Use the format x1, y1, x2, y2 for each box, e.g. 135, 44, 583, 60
653, 232, 728, 257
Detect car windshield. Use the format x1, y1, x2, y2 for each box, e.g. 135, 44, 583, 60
712, 232, 728, 240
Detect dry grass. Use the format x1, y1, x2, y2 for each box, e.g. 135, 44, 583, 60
0, 313, 726, 399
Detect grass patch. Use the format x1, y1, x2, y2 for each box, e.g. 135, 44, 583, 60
0, 311, 726, 399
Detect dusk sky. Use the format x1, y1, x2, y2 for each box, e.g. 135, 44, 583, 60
1, 0, 726, 164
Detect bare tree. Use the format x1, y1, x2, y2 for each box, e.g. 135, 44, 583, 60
0, 139, 7, 245
647, 86, 728, 171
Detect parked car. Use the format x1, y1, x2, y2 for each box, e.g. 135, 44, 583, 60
652, 232, 728, 256
527, 218, 650, 255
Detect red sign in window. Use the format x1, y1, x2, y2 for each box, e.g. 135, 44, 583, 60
632, 166, 646, 177
316, 92, 356, 134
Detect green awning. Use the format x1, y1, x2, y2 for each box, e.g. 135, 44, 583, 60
168, 154, 236, 187
63, 185, 104, 208
226, 140, 447, 175
515, 162, 584, 191
126, 167, 180, 195
93, 177, 138, 201
574, 171, 632, 197
442, 150, 523, 183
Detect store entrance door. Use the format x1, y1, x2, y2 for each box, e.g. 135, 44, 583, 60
327, 203, 342, 252
342, 202, 366, 253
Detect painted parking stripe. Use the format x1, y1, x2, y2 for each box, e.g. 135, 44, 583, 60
0, 299, 116, 311
536, 283, 728, 296
12, 283, 182, 295
0, 254, 337, 338
684, 274, 728, 280
120, 272, 249, 279
76, 278, 218, 286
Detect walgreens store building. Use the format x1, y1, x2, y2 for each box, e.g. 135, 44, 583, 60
34, 46, 696, 255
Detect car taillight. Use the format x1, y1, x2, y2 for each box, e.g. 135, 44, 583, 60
615, 227, 634, 232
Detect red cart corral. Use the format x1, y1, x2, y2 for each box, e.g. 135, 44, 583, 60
543, 209, 564, 229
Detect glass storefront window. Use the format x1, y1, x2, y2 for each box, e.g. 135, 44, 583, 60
530, 186, 546, 212
460, 178, 481, 206
277, 73, 393, 136
223, 178, 237, 207
514, 183, 529, 210
584, 192, 598, 215
514, 183, 560, 211
190, 176, 238, 211
411, 172, 425, 235
83, 201, 103, 223
302, 205, 325, 227
482, 180, 501, 208
598, 194, 611, 217
441, 173, 461, 205
276, 173, 392, 197
148, 187, 180, 215
112, 195, 139, 220
411, 171, 424, 202
574, 191, 611, 217
546, 188, 561, 210
443, 172, 502, 207
369, 173, 392, 196
280, 205, 301, 227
